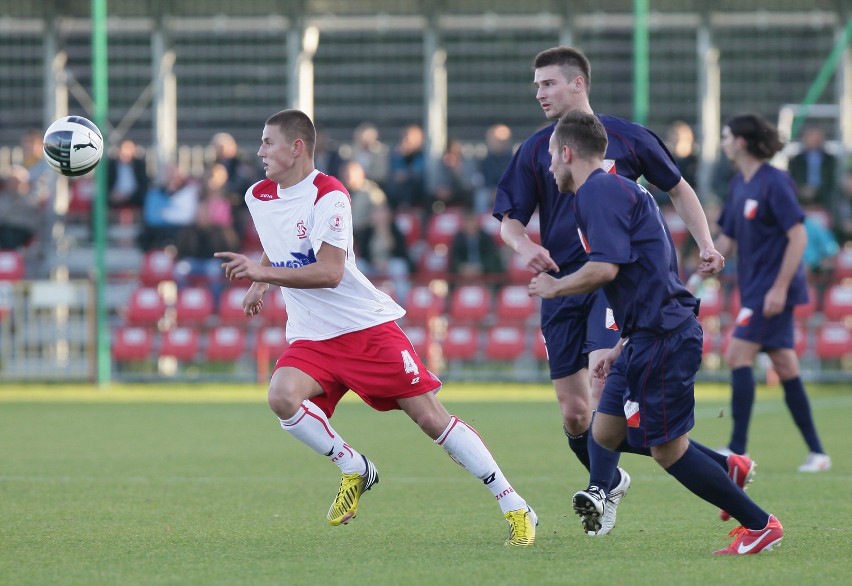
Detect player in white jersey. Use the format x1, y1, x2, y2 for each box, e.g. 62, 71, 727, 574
215, 109, 535, 545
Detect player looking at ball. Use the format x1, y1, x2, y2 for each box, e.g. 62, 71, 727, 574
492, 46, 728, 536
707, 113, 831, 473
214, 109, 536, 546
529, 110, 783, 555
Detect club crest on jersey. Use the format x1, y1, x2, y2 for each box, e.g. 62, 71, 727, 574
603, 159, 616, 174
577, 228, 591, 253
328, 214, 345, 232
296, 220, 307, 239
624, 401, 640, 428
744, 199, 758, 220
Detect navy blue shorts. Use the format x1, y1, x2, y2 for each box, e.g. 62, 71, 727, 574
732, 305, 794, 351
597, 316, 703, 448
541, 289, 621, 379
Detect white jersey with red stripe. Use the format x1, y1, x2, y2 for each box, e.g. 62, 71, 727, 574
245, 169, 405, 342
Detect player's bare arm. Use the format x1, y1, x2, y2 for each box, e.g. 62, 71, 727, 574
215, 243, 346, 290
667, 179, 725, 275
528, 261, 618, 298
764, 223, 806, 317
500, 216, 560, 274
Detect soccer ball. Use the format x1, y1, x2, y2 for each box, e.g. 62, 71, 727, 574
42, 115, 104, 177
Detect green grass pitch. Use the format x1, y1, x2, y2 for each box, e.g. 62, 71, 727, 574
1, 382, 849, 585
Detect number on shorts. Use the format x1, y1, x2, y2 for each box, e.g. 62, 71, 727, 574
401, 349, 420, 375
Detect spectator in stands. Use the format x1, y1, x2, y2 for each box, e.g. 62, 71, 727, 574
449, 209, 504, 286
341, 160, 388, 245
386, 124, 427, 210
432, 138, 479, 213
837, 166, 852, 243
107, 138, 149, 210
357, 203, 413, 302
139, 164, 202, 251
209, 132, 258, 197
19, 129, 56, 209
477, 124, 514, 213
346, 122, 389, 187
314, 128, 345, 179
666, 120, 700, 191
802, 215, 839, 278
174, 165, 240, 298
0, 165, 40, 249
788, 124, 837, 211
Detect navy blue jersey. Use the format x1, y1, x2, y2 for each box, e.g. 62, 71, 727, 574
493, 115, 682, 272
718, 163, 808, 309
575, 169, 698, 336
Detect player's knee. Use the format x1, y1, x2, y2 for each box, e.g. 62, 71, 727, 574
562, 410, 591, 436
267, 382, 303, 419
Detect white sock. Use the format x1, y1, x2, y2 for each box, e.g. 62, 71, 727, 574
279, 401, 365, 475
436, 416, 527, 514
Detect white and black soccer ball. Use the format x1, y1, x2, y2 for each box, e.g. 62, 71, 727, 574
42, 115, 104, 177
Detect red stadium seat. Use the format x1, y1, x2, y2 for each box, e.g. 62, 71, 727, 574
160, 326, 200, 361
822, 283, 852, 321
125, 287, 166, 326
506, 254, 533, 285
449, 284, 492, 323
0, 250, 25, 281
695, 281, 725, 318
815, 322, 852, 359
403, 284, 446, 324
255, 326, 290, 361
415, 247, 451, 282
485, 325, 526, 361
205, 325, 247, 362
262, 289, 288, 326
112, 326, 154, 362
175, 286, 215, 326
442, 324, 480, 361
394, 210, 423, 247
139, 249, 176, 286
833, 245, 852, 280
217, 286, 250, 324
404, 325, 429, 357
496, 285, 537, 323
425, 210, 464, 248
793, 285, 818, 320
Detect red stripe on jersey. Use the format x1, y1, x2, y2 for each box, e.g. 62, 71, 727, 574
313, 172, 350, 204
251, 178, 280, 201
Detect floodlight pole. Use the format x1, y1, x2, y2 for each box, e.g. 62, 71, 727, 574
92, 0, 110, 387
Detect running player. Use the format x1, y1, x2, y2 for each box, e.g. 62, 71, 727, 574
215, 109, 536, 546
529, 110, 783, 555
493, 46, 725, 535
712, 113, 831, 472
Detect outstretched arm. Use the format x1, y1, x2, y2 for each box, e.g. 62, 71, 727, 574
668, 178, 725, 275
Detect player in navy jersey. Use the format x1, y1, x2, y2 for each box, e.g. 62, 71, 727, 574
493, 46, 725, 535
529, 110, 783, 555
712, 113, 830, 473
215, 109, 536, 545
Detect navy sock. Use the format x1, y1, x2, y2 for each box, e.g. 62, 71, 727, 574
565, 425, 591, 472
729, 367, 755, 454
665, 444, 768, 530
588, 428, 622, 492
782, 377, 825, 454
614, 438, 727, 472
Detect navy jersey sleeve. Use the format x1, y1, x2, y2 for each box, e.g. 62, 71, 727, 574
577, 172, 636, 265
633, 127, 682, 192
766, 171, 805, 232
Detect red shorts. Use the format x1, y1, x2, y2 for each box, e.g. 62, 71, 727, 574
275, 321, 442, 418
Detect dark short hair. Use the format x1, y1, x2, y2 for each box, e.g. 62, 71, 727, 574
553, 110, 608, 159
265, 109, 316, 156
533, 47, 592, 87
725, 113, 784, 160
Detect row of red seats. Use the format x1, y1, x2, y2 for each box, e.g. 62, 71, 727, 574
699, 318, 852, 360
697, 282, 852, 322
